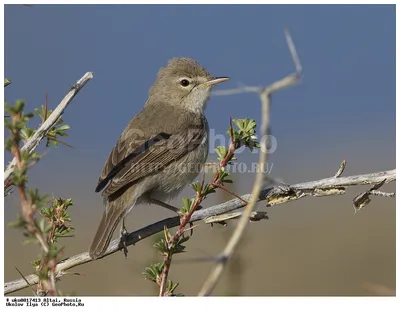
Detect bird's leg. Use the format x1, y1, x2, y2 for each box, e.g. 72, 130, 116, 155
120, 217, 128, 234
120, 218, 129, 258
149, 198, 180, 214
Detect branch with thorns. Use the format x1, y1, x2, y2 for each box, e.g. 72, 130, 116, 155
5, 101, 75, 296
4, 73, 91, 296
144, 117, 261, 296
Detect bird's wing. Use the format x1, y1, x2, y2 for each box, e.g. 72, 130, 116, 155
95, 105, 206, 198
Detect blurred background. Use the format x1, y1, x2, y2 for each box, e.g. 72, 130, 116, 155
4, 4, 395, 296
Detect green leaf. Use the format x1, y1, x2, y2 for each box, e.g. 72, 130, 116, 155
14, 100, 25, 114
203, 184, 216, 195
34, 107, 43, 120
166, 280, 179, 294
233, 118, 244, 130
5, 138, 13, 151
170, 241, 187, 254
56, 125, 70, 131
8, 214, 27, 228
177, 235, 190, 245
214, 146, 228, 161
190, 181, 202, 193
142, 263, 164, 282
180, 197, 193, 215
153, 238, 169, 255
27, 189, 47, 209
20, 125, 35, 141
229, 118, 260, 152
36, 218, 52, 233
218, 170, 230, 182
48, 245, 64, 259
4, 78, 11, 87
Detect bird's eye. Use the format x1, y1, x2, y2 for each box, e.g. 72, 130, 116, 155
180, 79, 190, 87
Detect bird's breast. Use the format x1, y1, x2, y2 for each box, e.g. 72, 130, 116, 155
149, 119, 209, 201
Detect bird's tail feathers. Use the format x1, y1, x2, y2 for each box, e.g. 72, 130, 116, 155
89, 201, 125, 259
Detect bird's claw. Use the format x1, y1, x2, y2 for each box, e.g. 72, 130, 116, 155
120, 228, 129, 258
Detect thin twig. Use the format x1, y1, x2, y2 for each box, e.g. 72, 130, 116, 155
198, 27, 303, 296
284, 26, 302, 74
157, 119, 244, 296
213, 85, 263, 96
8, 109, 57, 295
4, 168, 395, 294
204, 210, 269, 225
4, 72, 93, 186
13, 266, 37, 296
10, 113, 49, 254
369, 190, 395, 197
212, 182, 249, 204
352, 179, 394, 214
158, 195, 202, 296
334, 160, 347, 178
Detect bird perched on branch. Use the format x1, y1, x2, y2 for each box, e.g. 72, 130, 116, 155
89, 58, 229, 259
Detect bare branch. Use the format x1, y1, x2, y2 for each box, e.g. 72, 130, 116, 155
4, 168, 395, 295
13, 266, 37, 296
212, 29, 302, 100
284, 26, 302, 75
4, 72, 94, 185
369, 190, 395, 197
198, 27, 302, 296
204, 211, 269, 226
352, 179, 395, 213
334, 160, 347, 178
213, 85, 263, 96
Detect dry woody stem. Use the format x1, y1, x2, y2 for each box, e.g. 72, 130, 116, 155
4, 72, 93, 296
4, 72, 93, 188
198, 27, 302, 296
9, 105, 55, 295
158, 126, 244, 296
5, 167, 395, 295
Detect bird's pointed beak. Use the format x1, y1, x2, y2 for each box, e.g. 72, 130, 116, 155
203, 77, 230, 87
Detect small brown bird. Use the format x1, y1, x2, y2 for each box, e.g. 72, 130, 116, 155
89, 58, 229, 259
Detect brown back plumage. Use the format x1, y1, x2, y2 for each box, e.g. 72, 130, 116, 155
95, 104, 207, 197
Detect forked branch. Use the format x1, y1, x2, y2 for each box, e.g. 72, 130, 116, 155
198, 26, 302, 296
4, 72, 94, 186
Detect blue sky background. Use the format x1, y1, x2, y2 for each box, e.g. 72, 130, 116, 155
4, 5, 396, 295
